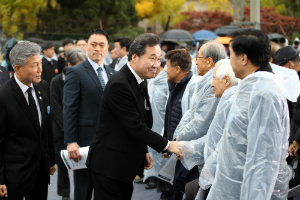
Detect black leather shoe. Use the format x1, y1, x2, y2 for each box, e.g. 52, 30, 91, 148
145, 182, 157, 189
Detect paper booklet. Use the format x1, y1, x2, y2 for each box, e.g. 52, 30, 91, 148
61, 146, 89, 170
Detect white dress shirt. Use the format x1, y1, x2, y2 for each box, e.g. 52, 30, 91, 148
115, 54, 128, 71
127, 63, 169, 150
87, 57, 108, 84
14, 74, 42, 126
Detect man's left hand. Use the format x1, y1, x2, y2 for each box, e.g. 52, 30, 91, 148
144, 153, 153, 170
50, 165, 56, 175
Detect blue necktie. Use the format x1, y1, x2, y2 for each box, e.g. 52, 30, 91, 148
97, 67, 106, 91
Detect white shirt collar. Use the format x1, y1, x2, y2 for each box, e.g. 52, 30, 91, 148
88, 57, 104, 71
127, 62, 143, 84
14, 74, 33, 94
44, 56, 52, 62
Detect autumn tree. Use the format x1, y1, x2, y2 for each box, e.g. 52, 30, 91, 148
243, 7, 300, 39
0, 0, 54, 39
174, 10, 233, 32
147, 0, 187, 31
135, 0, 163, 19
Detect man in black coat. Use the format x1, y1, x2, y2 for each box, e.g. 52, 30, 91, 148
0, 41, 56, 199
63, 30, 116, 200
51, 48, 87, 200
41, 42, 59, 83
86, 33, 181, 200
0, 66, 9, 85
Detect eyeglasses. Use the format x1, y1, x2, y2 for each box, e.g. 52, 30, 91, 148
196, 56, 206, 61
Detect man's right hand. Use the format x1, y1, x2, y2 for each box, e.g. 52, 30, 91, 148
0, 184, 8, 197
67, 143, 81, 162
167, 141, 181, 154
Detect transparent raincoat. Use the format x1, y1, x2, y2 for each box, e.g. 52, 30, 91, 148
179, 84, 238, 173
191, 61, 199, 76
173, 67, 220, 142
144, 70, 201, 181
144, 69, 169, 181
206, 70, 298, 200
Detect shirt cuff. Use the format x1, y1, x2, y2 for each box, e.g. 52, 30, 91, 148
163, 140, 170, 151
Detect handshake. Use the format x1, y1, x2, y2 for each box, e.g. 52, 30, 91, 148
162, 141, 183, 160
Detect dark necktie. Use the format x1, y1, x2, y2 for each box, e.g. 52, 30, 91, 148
97, 67, 106, 91
139, 82, 146, 108
27, 87, 40, 127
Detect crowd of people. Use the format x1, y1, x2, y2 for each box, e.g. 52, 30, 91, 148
0, 27, 300, 200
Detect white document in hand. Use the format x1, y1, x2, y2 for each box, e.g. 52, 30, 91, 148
156, 154, 177, 184
61, 146, 89, 170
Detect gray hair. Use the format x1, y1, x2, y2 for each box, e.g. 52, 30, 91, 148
67, 48, 86, 66
215, 59, 239, 86
128, 33, 160, 61
202, 40, 227, 63
9, 41, 41, 71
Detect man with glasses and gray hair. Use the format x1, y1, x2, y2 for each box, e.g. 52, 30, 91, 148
0, 41, 56, 199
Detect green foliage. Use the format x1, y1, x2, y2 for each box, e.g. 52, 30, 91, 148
38, 0, 139, 37
110, 25, 145, 41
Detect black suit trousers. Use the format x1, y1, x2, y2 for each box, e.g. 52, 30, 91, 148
91, 170, 133, 200
0, 160, 48, 200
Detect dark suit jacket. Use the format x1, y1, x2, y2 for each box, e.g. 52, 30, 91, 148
109, 58, 119, 70
50, 70, 65, 149
0, 66, 10, 85
86, 64, 168, 183
0, 76, 55, 194
63, 59, 116, 147
41, 57, 59, 83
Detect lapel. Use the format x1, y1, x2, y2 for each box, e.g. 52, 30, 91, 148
33, 83, 44, 133
83, 59, 103, 95
104, 65, 114, 79
122, 65, 148, 119
10, 76, 40, 135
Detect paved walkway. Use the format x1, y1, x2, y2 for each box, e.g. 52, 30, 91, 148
48, 167, 161, 200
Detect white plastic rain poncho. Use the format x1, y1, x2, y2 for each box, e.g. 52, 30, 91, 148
191, 60, 199, 76
206, 70, 296, 200
144, 69, 169, 181
179, 84, 238, 173
143, 70, 201, 181
173, 68, 220, 142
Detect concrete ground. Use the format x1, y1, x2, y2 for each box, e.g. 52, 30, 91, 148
48, 167, 161, 200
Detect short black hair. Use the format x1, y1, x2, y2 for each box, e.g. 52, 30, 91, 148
128, 33, 160, 61
165, 49, 191, 72
62, 38, 73, 47
87, 29, 109, 42
229, 28, 271, 67
279, 38, 286, 43
114, 37, 131, 52
76, 38, 86, 44
41, 42, 54, 52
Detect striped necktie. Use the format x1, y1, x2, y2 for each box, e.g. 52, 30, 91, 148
97, 67, 106, 91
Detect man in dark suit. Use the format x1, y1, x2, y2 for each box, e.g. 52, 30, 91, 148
63, 29, 116, 200
0, 66, 10, 85
0, 41, 56, 199
86, 33, 181, 200
41, 42, 59, 83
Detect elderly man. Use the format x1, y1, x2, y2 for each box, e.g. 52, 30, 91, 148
173, 40, 227, 142
0, 41, 56, 199
177, 59, 239, 199
206, 28, 294, 200
86, 33, 181, 200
